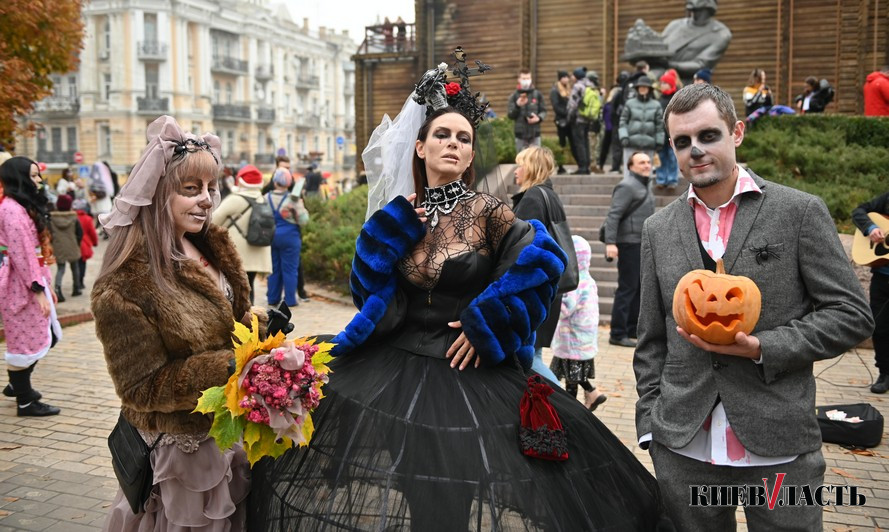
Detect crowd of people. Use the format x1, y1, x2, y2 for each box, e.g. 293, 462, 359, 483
0, 44, 885, 532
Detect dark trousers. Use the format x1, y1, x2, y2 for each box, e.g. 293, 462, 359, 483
247, 271, 256, 304
556, 123, 573, 169
77, 258, 87, 288
297, 261, 306, 298
872, 272, 889, 374
611, 243, 641, 340
571, 121, 590, 172
598, 128, 613, 169
650, 442, 825, 531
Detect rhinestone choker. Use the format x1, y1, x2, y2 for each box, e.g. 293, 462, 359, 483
422, 179, 476, 231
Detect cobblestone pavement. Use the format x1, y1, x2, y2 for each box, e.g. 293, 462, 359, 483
1, 292, 886, 530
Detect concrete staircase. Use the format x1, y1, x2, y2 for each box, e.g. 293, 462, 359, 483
519, 172, 687, 324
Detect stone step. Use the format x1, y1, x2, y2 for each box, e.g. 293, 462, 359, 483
557, 194, 678, 207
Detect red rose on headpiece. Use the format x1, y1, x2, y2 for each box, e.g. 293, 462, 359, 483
445, 82, 461, 96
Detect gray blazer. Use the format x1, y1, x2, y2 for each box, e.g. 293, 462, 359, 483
634, 171, 873, 456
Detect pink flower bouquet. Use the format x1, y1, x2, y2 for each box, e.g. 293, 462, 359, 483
194, 316, 333, 465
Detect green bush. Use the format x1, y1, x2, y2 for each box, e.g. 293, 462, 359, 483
488, 116, 575, 166
738, 115, 889, 231
301, 185, 367, 293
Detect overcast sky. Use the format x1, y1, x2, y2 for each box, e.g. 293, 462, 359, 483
281, 0, 414, 45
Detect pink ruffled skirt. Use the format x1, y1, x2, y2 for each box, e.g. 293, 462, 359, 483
103, 438, 250, 531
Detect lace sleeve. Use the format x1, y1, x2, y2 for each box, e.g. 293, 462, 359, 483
479, 194, 515, 255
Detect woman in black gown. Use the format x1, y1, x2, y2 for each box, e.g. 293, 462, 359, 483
248, 63, 667, 532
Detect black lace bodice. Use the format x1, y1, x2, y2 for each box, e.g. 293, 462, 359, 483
398, 192, 515, 291
389, 192, 515, 358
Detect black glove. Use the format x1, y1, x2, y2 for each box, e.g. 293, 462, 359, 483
267, 304, 294, 337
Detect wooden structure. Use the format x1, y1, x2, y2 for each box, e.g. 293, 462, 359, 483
353, 0, 888, 171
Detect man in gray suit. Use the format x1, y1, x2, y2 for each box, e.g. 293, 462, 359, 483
634, 84, 873, 530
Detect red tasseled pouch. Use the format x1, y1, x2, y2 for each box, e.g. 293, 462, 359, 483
519, 375, 568, 461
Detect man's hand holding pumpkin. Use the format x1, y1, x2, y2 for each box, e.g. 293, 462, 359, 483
676, 327, 762, 361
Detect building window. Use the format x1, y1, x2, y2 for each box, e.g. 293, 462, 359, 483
103, 73, 112, 101
145, 63, 159, 99
68, 76, 77, 99
287, 134, 293, 157
226, 82, 232, 104
226, 130, 235, 157
285, 94, 290, 115
51, 127, 62, 152
51, 76, 63, 97
327, 136, 332, 159
258, 131, 265, 152
103, 18, 111, 54
36, 128, 47, 154
300, 134, 307, 154
214, 80, 220, 103
144, 13, 157, 43
98, 123, 112, 156
314, 135, 319, 152
67, 127, 77, 151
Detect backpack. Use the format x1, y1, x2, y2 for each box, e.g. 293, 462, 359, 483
579, 86, 602, 121
227, 194, 275, 246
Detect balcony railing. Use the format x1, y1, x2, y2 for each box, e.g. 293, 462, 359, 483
295, 114, 321, 128
36, 150, 77, 163
294, 74, 319, 89
137, 40, 168, 61
357, 22, 417, 55
211, 56, 249, 75
212, 103, 251, 121
256, 107, 275, 122
137, 96, 169, 114
255, 64, 274, 81
254, 153, 276, 165
33, 96, 80, 115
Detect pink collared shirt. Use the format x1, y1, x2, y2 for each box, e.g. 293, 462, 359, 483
687, 166, 761, 259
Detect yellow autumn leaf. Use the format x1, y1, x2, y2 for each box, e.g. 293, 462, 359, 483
244, 423, 293, 466
300, 413, 315, 447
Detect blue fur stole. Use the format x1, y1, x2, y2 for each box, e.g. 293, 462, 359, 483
330, 200, 567, 371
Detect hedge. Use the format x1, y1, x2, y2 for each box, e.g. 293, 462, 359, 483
738, 115, 889, 231
301, 185, 367, 293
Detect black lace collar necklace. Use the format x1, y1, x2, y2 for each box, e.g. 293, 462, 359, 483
422, 179, 476, 231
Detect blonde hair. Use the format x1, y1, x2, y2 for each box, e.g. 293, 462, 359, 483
98, 149, 219, 293
516, 146, 555, 192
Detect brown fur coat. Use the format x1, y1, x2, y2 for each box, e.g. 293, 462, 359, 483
92, 225, 262, 434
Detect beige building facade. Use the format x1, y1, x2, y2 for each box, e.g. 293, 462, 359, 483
18, 0, 357, 180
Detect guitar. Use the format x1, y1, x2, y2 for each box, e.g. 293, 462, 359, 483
852, 212, 889, 267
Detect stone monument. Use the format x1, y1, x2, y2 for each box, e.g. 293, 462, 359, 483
624, 0, 732, 84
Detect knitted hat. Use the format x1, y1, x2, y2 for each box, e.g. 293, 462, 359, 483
573, 67, 587, 80
587, 70, 600, 83
56, 194, 72, 211
659, 69, 678, 96
635, 75, 653, 88
557, 70, 568, 80
273, 168, 293, 188
237, 165, 263, 188
694, 69, 712, 84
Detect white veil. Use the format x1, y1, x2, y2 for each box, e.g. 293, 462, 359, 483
362, 96, 426, 220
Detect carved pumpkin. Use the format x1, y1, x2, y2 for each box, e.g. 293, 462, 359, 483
671, 259, 761, 345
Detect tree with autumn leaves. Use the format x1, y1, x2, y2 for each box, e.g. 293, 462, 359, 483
0, 0, 84, 148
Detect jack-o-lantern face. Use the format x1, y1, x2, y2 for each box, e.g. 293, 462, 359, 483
671, 259, 761, 345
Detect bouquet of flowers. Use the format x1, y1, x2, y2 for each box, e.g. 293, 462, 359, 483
194, 315, 333, 465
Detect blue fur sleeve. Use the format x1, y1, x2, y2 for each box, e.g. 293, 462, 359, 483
330, 197, 425, 356
460, 220, 567, 370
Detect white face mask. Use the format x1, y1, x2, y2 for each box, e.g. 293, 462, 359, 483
519, 79, 532, 90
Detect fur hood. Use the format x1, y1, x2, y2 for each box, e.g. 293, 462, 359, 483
92, 224, 257, 434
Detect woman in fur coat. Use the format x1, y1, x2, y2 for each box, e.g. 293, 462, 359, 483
0, 157, 62, 416
248, 104, 666, 530
92, 116, 266, 530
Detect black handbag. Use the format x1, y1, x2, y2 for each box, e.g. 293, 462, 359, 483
108, 411, 164, 514
540, 187, 579, 294
816, 403, 884, 448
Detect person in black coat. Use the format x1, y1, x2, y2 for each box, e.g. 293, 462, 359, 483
510, 146, 569, 386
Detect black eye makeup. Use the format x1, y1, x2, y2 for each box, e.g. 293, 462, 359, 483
672, 128, 723, 150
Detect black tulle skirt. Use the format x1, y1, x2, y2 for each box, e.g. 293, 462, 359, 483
247, 344, 667, 531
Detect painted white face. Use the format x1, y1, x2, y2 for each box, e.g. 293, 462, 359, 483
171, 172, 217, 236
668, 99, 744, 189
416, 113, 475, 182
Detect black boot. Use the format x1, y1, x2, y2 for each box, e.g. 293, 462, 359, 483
871, 374, 889, 394
8, 366, 58, 416
55, 286, 66, 303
